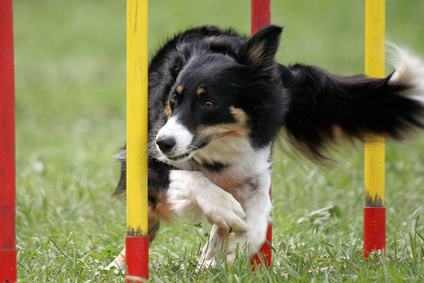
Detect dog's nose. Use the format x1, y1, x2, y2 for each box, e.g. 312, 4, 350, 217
156, 137, 176, 154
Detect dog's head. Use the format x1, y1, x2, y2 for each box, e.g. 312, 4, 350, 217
155, 25, 284, 163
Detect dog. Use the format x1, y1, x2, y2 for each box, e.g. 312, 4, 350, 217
108, 25, 424, 270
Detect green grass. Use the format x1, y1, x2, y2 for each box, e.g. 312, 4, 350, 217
14, 0, 424, 281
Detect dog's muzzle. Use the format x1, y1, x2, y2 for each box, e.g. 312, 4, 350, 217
155, 117, 195, 161
156, 136, 177, 155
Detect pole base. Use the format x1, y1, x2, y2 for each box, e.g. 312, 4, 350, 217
0, 249, 17, 283
126, 236, 149, 282
364, 207, 386, 258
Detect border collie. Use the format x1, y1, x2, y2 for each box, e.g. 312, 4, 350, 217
109, 25, 424, 270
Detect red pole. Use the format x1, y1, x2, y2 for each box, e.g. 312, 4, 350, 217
251, 0, 271, 35
364, 208, 386, 257
0, 0, 17, 282
250, 0, 272, 269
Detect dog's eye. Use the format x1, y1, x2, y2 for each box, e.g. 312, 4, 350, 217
203, 100, 215, 109
171, 92, 178, 102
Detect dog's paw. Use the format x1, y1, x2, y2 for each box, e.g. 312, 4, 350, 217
102, 248, 126, 274
197, 257, 219, 270
197, 189, 249, 233
169, 170, 249, 233
102, 260, 125, 274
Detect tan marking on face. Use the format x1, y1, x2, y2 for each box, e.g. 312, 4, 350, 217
176, 85, 184, 95
220, 124, 251, 139
164, 100, 172, 119
196, 87, 206, 97
197, 123, 251, 140
230, 107, 248, 125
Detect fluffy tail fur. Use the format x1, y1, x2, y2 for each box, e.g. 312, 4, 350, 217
280, 47, 424, 159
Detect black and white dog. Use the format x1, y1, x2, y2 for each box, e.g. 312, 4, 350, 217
109, 25, 424, 269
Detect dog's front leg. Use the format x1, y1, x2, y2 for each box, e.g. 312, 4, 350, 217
167, 170, 249, 234
197, 224, 231, 268
200, 171, 272, 267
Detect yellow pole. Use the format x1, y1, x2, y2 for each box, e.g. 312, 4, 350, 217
364, 0, 386, 258
127, 0, 148, 240
364, 0, 385, 208
126, 0, 149, 279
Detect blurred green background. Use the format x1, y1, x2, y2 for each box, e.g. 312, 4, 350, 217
13, 0, 424, 281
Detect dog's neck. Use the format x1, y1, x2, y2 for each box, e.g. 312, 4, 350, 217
173, 136, 272, 191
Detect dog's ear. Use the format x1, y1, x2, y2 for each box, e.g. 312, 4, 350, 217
237, 25, 283, 74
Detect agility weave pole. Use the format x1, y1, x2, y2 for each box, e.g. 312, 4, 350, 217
124, 0, 273, 277
125, 0, 149, 281
364, 0, 386, 258
123, 0, 386, 275
250, 0, 273, 268
0, 0, 17, 282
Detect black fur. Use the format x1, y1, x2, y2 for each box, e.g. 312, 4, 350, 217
113, 25, 424, 243
115, 25, 288, 197
280, 64, 423, 158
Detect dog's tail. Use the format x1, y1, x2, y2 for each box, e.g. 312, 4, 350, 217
280, 46, 424, 160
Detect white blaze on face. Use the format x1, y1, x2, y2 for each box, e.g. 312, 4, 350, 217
156, 116, 194, 156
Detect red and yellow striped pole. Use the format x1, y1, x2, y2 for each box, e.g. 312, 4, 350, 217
126, 0, 149, 280
364, 0, 386, 258
250, 0, 272, 268
0, 0, 17, 282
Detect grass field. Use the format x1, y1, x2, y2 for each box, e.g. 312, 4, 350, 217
13, 0, 424, 281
